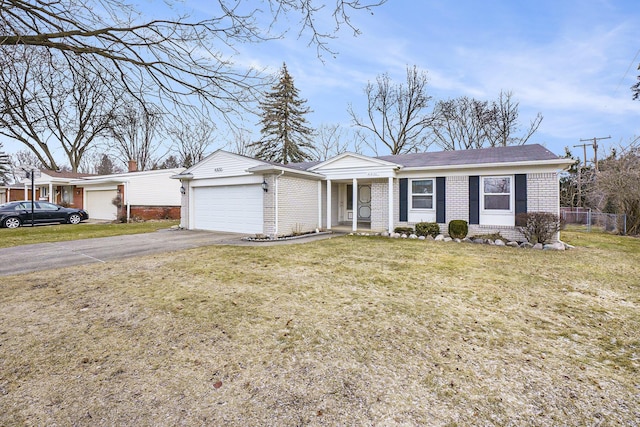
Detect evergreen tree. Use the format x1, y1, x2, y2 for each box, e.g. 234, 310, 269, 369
94, 153, 118, 175
250, 63, 315, 164
0, 143, 10, 184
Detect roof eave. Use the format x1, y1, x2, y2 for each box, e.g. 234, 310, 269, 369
399, 158, 575, 172
247, 165, 325, 179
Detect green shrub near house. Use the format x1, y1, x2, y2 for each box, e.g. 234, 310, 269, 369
448, 220, 468, 239
394, 226, 414, 235
415, 222, 440, 238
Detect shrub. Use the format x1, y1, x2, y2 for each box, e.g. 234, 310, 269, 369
415, 222, 440, 238
394, 226, 413, 235
448, 220, 468, 239
516, 211, 561, 244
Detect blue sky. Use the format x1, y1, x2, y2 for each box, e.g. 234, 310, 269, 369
3, 0, 638, 165
221, 0, 639, 161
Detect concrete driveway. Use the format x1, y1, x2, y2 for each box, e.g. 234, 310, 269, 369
0, 229, 342, 276
0, 229, 246, 276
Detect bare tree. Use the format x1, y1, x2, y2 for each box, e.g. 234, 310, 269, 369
168, 117, 215, 168
224, 128, 257, 158
0, 47, 120, 171
312, 123, 366, 160
430, 91, 543, 150
110, 103, 164, 171
588, 146, 640, 235
348, 65, 432, 155
1, 0, 385, 121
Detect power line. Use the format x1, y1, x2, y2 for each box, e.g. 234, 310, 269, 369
614, 48, 640, 95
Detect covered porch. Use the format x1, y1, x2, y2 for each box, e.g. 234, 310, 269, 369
324, 177, 395, 233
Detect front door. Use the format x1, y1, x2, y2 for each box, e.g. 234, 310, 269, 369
357, 185, 371, 221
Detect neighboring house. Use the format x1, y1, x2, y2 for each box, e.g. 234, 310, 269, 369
70, 168, 184, 221
173, 144, 574, 241
9, 169, 94, 206
8, 166, 184, 222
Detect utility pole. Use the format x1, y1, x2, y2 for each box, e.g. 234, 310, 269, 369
580, 136, 611, 172
572, 142, 590, 207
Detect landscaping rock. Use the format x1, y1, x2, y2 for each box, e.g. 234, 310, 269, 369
444, 237, 452, 242
454, 238, 462, 243
435, 234, 445, 241
462, 237, 473, 243
506, 241, 519, 247
409, 234, 418, 239
418, 235, 426, 240
544, 242, 566, 251
532, 243, 544, 250
401, 233, 408, 239
381, 231, 390, 237
521, 242, 534, 249
427, 235, 435, 241
494, 239, 506, 246
474, 238, 484, 244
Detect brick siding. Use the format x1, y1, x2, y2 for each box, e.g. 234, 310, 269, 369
263, 174, 319, 237
370, 180, 389, 232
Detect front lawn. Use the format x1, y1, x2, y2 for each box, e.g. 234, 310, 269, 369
0, 230, 638, 425
0, 220, 179, 248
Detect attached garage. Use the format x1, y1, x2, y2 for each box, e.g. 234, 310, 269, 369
193, 184, 263, 233
85, 189, 118, 220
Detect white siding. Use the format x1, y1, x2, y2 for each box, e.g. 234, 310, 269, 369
126, 171, 182, 206
189, 151, 266, 180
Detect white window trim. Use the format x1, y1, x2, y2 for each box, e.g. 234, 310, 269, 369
409, 178, 435, 211
481, 175, 513, 213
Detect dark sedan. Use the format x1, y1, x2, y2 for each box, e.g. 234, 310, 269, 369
0, 201, 89, 228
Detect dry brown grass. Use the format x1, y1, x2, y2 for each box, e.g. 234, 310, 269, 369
1, 231, 638, 426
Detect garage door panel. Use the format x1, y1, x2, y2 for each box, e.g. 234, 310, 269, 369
86, 190, 118, 220
193, 185, 263, 233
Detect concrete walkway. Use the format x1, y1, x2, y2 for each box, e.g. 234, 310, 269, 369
0, 229, 341, 276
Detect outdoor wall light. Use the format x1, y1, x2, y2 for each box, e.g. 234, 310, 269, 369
180, 185, 186, 195
261, 179, 269, 192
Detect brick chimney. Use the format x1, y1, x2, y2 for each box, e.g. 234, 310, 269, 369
128, 160, 137, 172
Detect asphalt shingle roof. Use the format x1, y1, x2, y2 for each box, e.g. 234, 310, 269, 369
376, 144, 561, 168
287, 144, 562, 171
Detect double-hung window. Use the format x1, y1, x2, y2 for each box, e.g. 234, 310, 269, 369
411, 179, 434, 209
482, 176, 511, 211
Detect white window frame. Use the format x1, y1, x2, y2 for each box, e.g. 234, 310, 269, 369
39, 186, 49, 198
481, 176, 513, 212
410, 178, 435, 210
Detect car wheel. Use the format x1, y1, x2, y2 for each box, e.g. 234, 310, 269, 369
68, 213, 82, 225
3, 217, 22, 229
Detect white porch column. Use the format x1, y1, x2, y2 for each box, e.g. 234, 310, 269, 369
352, 178, 358, 231
49, 183, 53, 202
317, 181, 322, 229
388, 176, 394, 233
326, 179, 332, 230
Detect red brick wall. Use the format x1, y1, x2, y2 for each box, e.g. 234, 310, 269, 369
129, 206, 181, 220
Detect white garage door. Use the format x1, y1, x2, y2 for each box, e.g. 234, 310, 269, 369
85, 190, 118, 220
193, 185, 263, 233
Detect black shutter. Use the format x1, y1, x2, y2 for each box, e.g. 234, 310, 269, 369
514, 174, 527, 226
436, 177, 446, 223
399, 178, 408, 222
469, 176, 479, 225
